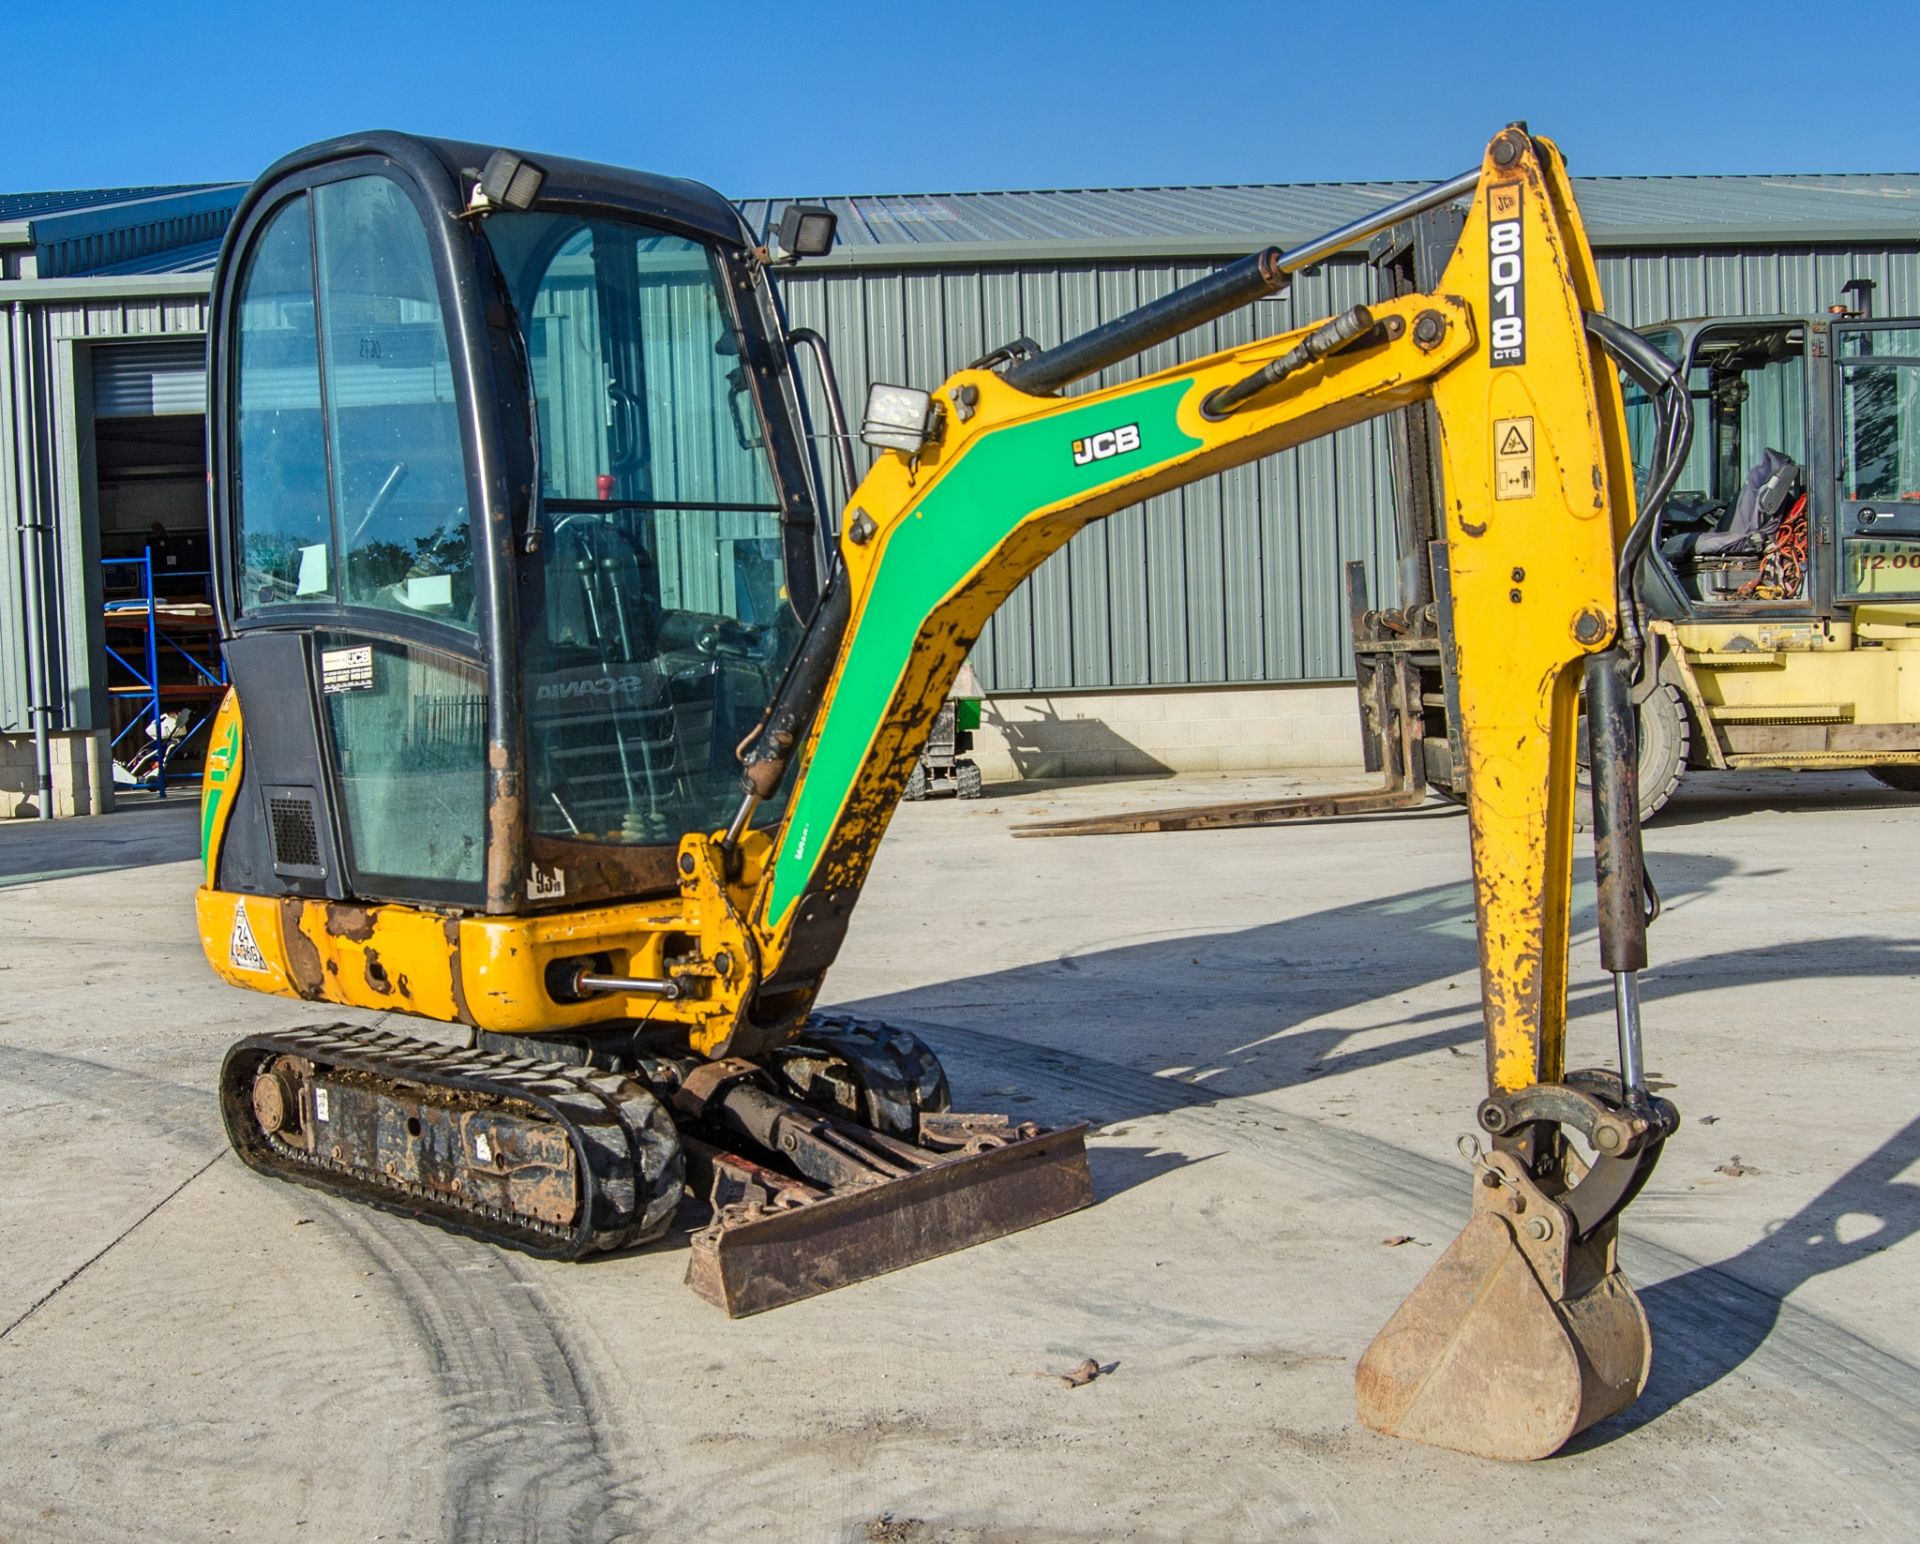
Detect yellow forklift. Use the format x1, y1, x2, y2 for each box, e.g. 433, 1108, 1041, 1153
1620, 284, 1920, 806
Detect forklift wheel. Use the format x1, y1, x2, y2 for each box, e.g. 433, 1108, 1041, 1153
1573, 681, 1690, 832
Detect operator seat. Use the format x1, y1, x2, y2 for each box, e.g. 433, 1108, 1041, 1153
1664, 448, 1799, 561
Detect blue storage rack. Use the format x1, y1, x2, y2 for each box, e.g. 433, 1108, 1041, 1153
100, 548, 226, 797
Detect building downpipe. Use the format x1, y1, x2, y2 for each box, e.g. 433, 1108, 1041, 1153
9, 301, 54, 819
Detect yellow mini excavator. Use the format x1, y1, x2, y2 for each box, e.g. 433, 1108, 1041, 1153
196, 124, 1684, 1461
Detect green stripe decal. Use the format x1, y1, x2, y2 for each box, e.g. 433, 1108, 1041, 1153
201, 714, 240, 868
766, 381, 1200, 920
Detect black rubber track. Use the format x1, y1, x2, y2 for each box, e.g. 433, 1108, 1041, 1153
219, 1023, 682, 1259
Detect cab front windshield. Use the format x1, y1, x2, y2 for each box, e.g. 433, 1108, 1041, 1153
486, 213, 800, 846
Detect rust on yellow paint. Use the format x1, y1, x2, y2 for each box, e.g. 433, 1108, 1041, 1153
196, 826, 775, 1042
1426, 135, 1626, 1094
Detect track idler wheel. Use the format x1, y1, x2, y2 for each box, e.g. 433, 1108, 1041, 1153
765, 1013, 951, 1138
1355, 1073, 1677, 1460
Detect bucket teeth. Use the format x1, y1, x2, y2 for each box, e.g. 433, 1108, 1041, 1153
1355, 1153, 1651, 1460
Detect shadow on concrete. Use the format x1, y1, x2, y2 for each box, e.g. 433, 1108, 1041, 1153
842, 854, 1920, 1417
1006, 790, 1470, 833
1582, 1112, 1920, 1448
845, 858, 1805, 1103
856, 854, 1920, 1109
1652, 768, 1920, 828
979, 698, 1172, 787
0, 795, 199, 887
976, 773, 1178, 802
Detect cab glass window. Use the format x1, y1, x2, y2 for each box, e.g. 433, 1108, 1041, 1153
1682, 325, 1806, 500
313, 176, 473, 628
318, 634, 485, 889
483, 213, 796, 847
1839, 358, 1920, 502
234, 196, 332, 606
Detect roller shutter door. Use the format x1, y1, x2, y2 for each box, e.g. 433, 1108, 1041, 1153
92, 338, 208, 417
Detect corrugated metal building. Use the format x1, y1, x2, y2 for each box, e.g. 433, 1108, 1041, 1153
3, 183, 241, 813
5, 164, 1918, 812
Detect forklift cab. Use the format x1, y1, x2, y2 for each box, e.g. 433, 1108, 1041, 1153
1626, 309, 1920, 622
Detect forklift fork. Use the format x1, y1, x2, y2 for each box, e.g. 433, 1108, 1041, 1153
1011, 555, 1460, 837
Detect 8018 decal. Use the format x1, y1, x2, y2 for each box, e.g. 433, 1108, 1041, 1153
1072, 422, 1141, 466
1487, 184, 1526, 366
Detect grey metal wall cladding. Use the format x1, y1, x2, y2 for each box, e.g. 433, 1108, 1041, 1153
7, 237, 1919, 737
1, 294, 210, 733
779, 242, 1920, 694
778, 254, 1397, 693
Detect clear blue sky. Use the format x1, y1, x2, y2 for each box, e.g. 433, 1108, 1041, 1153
9, 0, 1919, 197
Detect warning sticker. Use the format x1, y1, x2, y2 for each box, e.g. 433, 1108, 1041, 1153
229, 902, 268, 973
314, 1086, 329, 1122
321, 645, 374, 695
1494, 415, 1535, 500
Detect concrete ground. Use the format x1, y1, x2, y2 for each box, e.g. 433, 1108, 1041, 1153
2, 768, 1917, 1542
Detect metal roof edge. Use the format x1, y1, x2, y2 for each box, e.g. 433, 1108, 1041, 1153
18, 183, 246, 243
0, 271, 214, 302
1585, 223, 1920, 250
783, 224, 1920, 272
790, 236, 1354, 269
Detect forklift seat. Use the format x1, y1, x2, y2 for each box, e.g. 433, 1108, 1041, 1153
1664, 448, 1799, 561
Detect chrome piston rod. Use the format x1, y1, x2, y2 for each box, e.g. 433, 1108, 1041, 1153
1001, 168, 1480, 396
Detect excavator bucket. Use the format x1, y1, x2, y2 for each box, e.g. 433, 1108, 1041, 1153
1355, 1151, 1651, 1460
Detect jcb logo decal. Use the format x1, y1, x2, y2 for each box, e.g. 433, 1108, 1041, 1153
1487, 184, 1526, 366
1072, 423, 1141, 466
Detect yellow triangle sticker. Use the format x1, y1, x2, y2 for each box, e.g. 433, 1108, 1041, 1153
229, 902, 268, 973
1499, 424, 1529, 456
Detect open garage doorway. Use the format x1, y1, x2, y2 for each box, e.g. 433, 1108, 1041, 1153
90, 339, 223, 791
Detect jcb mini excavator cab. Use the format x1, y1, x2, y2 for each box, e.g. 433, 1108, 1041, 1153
200, 126, 1683, 1461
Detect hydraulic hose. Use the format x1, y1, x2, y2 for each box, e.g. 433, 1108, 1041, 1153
1583, 312, 1694, 678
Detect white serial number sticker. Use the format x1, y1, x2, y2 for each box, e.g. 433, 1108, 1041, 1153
1488, 184, 1526, 366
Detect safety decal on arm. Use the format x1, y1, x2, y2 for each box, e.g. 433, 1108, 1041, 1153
1494, 417, 1535, 500
1488, 184, 1526, 366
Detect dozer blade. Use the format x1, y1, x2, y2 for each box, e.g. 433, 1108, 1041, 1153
1355, 1152, 1651, 1460
685, 1119, 1093, 1316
